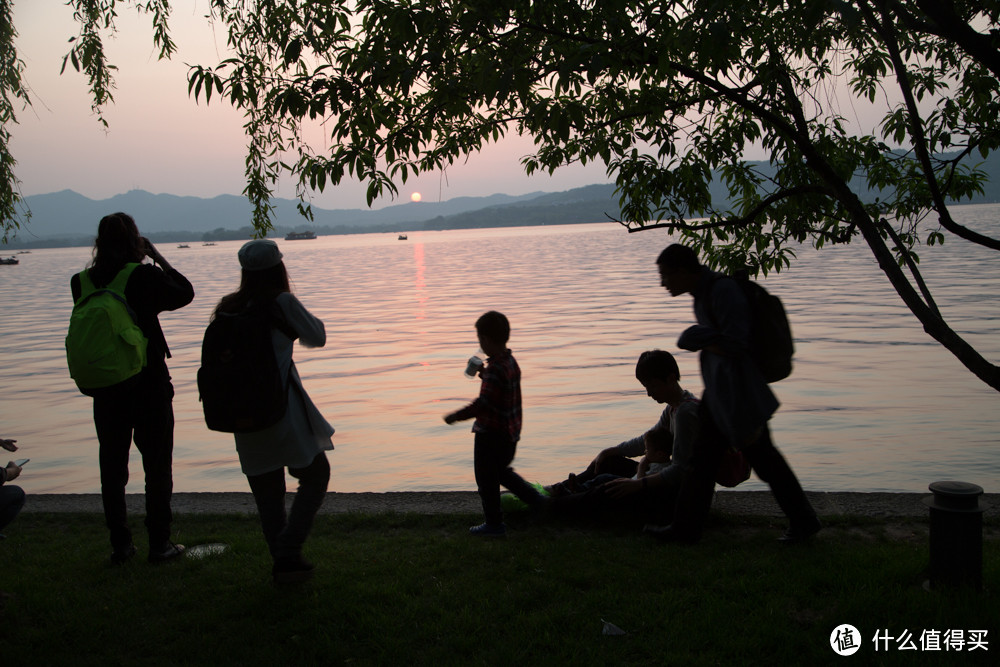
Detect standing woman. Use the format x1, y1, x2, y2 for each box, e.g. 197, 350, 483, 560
214, 239, 333, 583
71, 213, 194, 564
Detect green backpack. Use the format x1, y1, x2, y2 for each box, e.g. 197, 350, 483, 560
66, 263, 148, 394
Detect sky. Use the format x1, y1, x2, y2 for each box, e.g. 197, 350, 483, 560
8, 0, 614, 211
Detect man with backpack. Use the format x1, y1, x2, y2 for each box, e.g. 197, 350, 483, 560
68, 213, 194, 565
646, 243, 820, 544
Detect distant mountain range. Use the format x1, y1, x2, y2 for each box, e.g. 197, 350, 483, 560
7, 184, 624, 248
7, 150, 1000, 248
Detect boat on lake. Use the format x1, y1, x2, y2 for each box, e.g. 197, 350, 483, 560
398, 234, 408, 240
285, 231, 317, 240
0, 256, 19, 265
177, 244, 190, 249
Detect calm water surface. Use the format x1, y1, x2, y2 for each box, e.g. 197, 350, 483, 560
2, 209, 998, 494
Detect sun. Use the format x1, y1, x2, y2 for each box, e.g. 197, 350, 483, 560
410, 191, 422, 203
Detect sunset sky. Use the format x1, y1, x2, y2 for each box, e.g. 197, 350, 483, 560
9, 0, 613, 210
9, 1, 902, 213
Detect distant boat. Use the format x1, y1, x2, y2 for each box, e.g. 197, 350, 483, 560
285, 231, 317, 240
0, 256, 19, 265
398, 234, 408, 240
177, 244, 190, 249
202, 242, 216, 246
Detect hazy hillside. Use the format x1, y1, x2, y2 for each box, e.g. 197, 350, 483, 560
8, 150, 1000, 248
13, 189, 547, 243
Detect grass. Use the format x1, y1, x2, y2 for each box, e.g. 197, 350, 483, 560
1, 511, 997, 666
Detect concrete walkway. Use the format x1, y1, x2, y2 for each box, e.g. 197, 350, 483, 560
23, 490, 997, 518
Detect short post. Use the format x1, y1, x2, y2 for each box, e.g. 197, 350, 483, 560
923, 481, 985, 590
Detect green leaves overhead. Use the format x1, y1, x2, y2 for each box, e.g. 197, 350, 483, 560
3, 0, 1000, 388
179, 0, 1000, 388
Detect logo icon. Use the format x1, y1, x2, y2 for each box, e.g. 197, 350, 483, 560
831, 624, 862, 656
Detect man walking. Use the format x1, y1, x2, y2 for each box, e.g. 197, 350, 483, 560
647, 244, 820, 543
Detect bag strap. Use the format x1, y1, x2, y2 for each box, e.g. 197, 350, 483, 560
76, 263, 141, 303
703, 272, 728, 330
107, 263, 141, 296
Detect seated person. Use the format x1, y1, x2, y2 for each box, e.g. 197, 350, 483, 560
579, 428, 673, 490
635, 428, 673, 479
1, 438, 25, 537
547, 350, 700, 524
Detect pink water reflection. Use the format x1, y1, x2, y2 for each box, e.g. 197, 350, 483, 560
1, 216, 998, 495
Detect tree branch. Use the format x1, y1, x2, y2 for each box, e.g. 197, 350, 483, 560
863, 2, 1000, 251
880, 217, 942, 318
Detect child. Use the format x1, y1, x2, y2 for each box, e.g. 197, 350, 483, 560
444, 311, 545, 536
579, 428, 673, 491
635, 428, 672, 480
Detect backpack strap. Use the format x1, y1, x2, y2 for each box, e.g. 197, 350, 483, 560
76, 263, 141, 304
703, 272, 732, 330
108, 263, 141, 295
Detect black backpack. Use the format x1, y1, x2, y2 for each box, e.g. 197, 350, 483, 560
198, 301, 295, 433
708, 273, 794, 383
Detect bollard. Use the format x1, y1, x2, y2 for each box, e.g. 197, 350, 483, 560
922, 481, 985, 590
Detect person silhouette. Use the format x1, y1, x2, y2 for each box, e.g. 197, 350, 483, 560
70, 213, 194, 564
647, 244, 820, 543
213, 239, 334, 583
0, 438, 25, 537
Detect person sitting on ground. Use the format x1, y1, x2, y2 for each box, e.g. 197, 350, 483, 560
635, 428, 673, 479
1, 438, 25, 538
547, 350, 700, 525
578, 428, 673, 491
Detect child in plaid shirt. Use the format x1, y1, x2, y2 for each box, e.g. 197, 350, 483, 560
444, 311, 545, 536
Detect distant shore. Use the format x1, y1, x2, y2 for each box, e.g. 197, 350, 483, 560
23, 490, 997, 519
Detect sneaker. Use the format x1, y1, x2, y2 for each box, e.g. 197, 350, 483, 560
148, 542, 186, 563
469, 522, 507, 537
273, 556, 315, 584
778, 516, 822, 544
110, 544, 137, 565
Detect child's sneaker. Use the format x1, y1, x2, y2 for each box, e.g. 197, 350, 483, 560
469, 522, 507, 537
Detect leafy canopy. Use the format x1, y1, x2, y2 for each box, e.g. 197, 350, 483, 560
3, 0, 1000, 389
186, 0, 1000, 388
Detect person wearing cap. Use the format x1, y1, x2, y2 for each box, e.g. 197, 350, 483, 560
213, 239, 334, 583
70, 213, 194, 564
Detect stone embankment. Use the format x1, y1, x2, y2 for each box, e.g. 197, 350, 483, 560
24, 490, 996, 519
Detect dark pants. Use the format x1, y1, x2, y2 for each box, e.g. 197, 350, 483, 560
566, 454, 639, 489
92, 377, 175, 551
550, 454, 674, 524
247, 452, 330, 560
0, 484, 25, 533
474, 431, 542, 525
672, 401, 816, 538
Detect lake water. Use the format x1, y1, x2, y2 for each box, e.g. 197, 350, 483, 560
2, 207, 999, 495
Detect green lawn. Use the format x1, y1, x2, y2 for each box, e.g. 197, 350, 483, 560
1, 512, 996, 666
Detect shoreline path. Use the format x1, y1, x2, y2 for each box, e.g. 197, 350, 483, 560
23, 490, 997, 519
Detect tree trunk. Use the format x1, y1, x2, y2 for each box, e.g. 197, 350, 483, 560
848, 201, 1000, 391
